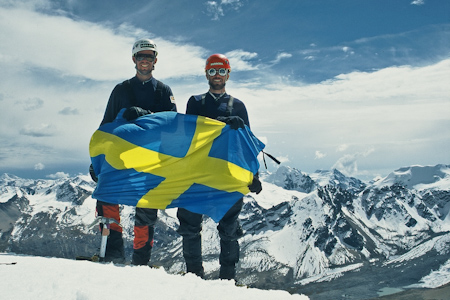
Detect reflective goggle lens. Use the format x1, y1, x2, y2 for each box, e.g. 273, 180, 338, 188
135, 54, 155, 62
207, 68, 228, 76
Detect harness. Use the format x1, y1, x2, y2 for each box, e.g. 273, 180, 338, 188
122, 79, 164, 107
200, 92, 234, 116
200, 92, 280, 168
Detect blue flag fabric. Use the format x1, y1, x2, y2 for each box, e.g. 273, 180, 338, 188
90, 110, 265, 222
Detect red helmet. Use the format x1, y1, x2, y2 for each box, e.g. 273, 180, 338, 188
205, 54, 231, 71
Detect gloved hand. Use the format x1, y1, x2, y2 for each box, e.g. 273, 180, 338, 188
89, 164, 98, 183
249, 174, 262, 194
123, 106, 152, 121
216, 116, 245, 130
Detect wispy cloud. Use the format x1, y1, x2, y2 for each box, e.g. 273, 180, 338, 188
205, 0, 243, 20
46, 172, 69, 179
315, 151, 326, 159
336, 144, 349, 152
271, 53, 293, 65
225, 49, 258, 71
21, 98, 44, 111
19, 124, 58, 137
331, 148, 374, 177
34, 163, 45, 170
411, 0, 425, 5
59, 107, 79, 115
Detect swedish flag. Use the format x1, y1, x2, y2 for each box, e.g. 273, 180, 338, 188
90, 110, 265, 222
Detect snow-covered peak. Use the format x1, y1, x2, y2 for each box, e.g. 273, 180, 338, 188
310, 168, 366, 193
0, 173, 33, 186
373, 164, 450, 190
263, 166, 365, 194
263, 166, 316, 193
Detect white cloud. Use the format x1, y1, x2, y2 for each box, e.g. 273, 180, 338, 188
332, 154, 359, 177
59, 107, 79, 115
34, 163, 45, 170
315, 151, 326, 159
46, 172, 69, 179
205, 0, 243, 20
236, 58, 450, 177
276, 155, 290, 164
0, 4, 206, 82
411, 0, 425, 5
19, 124, 58, 137
0, 3, 258, 83
21, 98, 44, 111
0, 2, 449, 181
0, 5, 130, 81
336, 144, 349, 152
271, 53, 293, 65
206, 1, 224, 20
331, 149, 375, 177
225, 50, 258, 71
342, 46, 355, 55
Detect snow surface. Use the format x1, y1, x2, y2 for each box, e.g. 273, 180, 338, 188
251, 179, 308, 209
0, 253, 309, 300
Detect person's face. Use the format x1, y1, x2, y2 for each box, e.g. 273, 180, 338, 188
133, 50, 157, 76
206, 68, 229, 91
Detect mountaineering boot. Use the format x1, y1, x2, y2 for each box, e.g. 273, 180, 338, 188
182, 235, 204, 278
186, 262, 205, 278
131, 243, 152, 266
131, 225, 154, 266
132, 208, 158, 266
104, 229, 125, 264
219, 265, 236, 280
176, 208, 204, 277
219, 239, 240, 280
95, 202, 124, 263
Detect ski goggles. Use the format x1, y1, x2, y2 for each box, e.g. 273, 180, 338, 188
135, 54, 156, 62
207, 68, 228, 76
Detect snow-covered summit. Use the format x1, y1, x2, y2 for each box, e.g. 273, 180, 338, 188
0, 253, 308, 300
373, 164, 450, 190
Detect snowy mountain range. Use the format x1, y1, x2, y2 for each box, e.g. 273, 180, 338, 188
1, 164, 449, 300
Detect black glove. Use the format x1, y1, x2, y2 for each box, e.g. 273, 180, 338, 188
249, 174, 262, 194
123, 106, 152, 121
216, 116, 245, 130
89, 164, 98, 183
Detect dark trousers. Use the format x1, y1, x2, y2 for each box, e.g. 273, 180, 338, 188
176, 198, 244, 279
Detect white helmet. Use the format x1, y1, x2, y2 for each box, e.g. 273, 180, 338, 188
132, 39, 158, 56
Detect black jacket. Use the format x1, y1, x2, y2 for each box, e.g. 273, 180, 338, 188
101, 76, 176, 126
186, 92, 250, 128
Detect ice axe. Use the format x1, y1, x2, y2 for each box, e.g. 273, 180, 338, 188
89, 216, 122, 261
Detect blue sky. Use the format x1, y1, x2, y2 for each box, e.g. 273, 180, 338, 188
0, 0, 449, 180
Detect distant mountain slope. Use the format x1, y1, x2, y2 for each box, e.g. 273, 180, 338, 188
1, 164, 449, 300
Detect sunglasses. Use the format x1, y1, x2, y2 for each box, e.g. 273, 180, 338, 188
135, 54, 156, 62
207, 68, 228, 76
